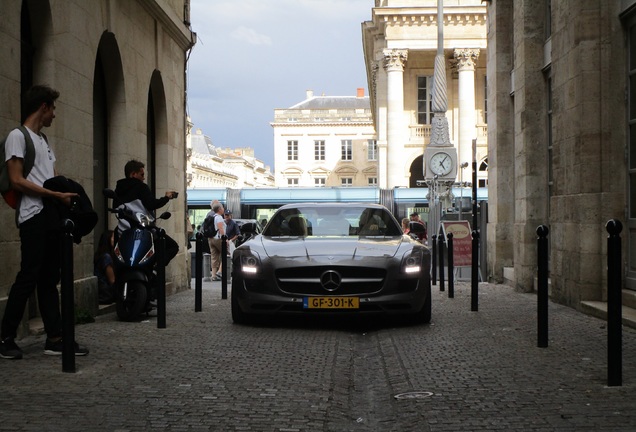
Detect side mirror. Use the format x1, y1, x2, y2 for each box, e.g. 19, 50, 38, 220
159, 212, 171, 220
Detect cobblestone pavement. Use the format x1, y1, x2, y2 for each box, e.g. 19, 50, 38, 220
1, 281, 635, 431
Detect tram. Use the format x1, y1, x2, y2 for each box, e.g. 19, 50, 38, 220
186, 186, 488, 230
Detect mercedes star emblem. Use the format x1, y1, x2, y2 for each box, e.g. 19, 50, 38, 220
320, 270, 342, 291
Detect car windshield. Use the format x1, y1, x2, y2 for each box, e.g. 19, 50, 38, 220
262, 205, 403, 237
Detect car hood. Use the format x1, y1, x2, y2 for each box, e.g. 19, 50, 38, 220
259, 236, 404, 259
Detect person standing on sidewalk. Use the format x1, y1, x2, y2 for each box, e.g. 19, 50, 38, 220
224, 209, 240, 257
0, 85, 88, 359
206, 201, 226, 281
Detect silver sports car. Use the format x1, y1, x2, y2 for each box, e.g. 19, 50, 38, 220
230, 203, 431, 324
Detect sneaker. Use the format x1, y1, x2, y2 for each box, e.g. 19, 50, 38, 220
44, 339, 89, 356
216, 272, 223, 278
0, 338, 23, 360
211, 276, 220, 281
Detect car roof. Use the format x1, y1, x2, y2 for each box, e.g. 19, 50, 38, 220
277, 202, 386, 210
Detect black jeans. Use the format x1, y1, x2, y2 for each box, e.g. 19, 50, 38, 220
1, 212, 62, 340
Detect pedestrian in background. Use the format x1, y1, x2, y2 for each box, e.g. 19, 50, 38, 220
94, 229, 116, 304
224, 210, 240, 256
205, 201, 226, 281
409, 212, 427, 242
401, 217, 410, 234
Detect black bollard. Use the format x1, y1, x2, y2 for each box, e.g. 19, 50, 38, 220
606, 219, 623, 387
536, 225, 549, 348
60, 219, 76, 373
471, 230, 479, 312
221, 234, 228, 300
195, 232, 203, 312
431, 234, 437, 285
438, 234, 445, 292
156, 229, 167, 329
447, 232, 454, 298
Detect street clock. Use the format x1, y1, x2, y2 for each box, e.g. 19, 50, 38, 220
429, 151, 454, 176
425, 145, 457, 180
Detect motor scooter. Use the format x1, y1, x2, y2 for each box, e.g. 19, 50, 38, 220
103, 189, 171, 321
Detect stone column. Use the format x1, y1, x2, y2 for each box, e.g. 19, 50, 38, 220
454, 48, 480, 169
383, 48, 408, 188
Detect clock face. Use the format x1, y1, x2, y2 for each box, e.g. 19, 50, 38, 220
430, 152, 453, 175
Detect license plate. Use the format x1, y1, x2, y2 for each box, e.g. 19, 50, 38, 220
303, 297, 359, 309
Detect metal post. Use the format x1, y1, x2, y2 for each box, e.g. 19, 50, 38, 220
221, 234, 228, 299
471, 230, 479, 312
536, 225, 549, 348
432, 234, 437, 284
195, 232, 203, 312
156, 229, 167, 329
447, 232, 454, 298
438, 234, 445, 292
471, 138, 479, 312
60, 219, 75, 373
606, 219, 623, 386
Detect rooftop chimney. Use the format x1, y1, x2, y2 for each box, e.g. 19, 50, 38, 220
357, 88, 365, 97
306, 89, 314, 99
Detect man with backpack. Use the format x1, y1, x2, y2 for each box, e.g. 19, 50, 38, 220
0, 85, 89, 359
201, 200, 226, 281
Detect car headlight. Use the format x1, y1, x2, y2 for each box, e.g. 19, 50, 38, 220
401, 249, 423, 274
240, 251, 261, 275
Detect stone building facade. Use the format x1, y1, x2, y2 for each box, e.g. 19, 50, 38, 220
186, 126, 274, 190
362, 0, 488, 189
486, 0, 635, 314
272, 89, 378, 188
0, 0, 195, 334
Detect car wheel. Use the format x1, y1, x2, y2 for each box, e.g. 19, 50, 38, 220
407, 281, 432, 325
231, 284, 251, 324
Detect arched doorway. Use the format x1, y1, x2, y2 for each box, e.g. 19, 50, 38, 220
409, 155, 425, 188
93, 32, 126, 239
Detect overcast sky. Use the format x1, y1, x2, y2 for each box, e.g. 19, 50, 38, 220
186, 0, 373, 170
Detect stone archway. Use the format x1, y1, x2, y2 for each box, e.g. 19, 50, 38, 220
409, 154, 425, 188
93, 32, 126, 237
147, 70, 169, 198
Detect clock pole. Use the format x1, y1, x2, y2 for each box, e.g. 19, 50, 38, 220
424, 0, 457, 243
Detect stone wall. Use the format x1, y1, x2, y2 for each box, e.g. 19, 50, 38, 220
0, 0, 194, 335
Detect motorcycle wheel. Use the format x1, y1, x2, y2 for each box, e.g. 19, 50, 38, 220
116, 281, 148, 321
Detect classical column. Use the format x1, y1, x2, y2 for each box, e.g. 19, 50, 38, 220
454, 48, 480, 172
383, 48, 408, 188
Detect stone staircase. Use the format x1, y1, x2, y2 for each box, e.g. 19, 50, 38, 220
580, 290, 636, 330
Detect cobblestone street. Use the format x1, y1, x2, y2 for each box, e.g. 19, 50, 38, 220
1, 281, 635, 431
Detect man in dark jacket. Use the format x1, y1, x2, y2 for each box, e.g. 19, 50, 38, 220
114, 159, 179, 265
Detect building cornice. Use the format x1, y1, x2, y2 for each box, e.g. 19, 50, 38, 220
271, 121, 374, 128
374, 7, 487, 28
138, 0, 196, 50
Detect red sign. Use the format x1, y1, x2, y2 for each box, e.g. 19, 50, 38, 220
441, 221, 472, 267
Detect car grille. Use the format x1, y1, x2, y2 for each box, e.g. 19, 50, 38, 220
275, 266, 386, 296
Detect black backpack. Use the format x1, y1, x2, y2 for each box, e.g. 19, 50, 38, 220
201, 213, 217, 238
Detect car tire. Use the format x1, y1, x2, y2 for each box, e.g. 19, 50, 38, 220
231, 284, 251, 324
407, 281, 432, 325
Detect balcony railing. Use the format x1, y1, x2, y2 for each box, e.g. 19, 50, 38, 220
408, 124, 488, 144
409, 124, 432, 140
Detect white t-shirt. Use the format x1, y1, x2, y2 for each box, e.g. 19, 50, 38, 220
214, 213, 226, 239
4, 127, 56, 224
